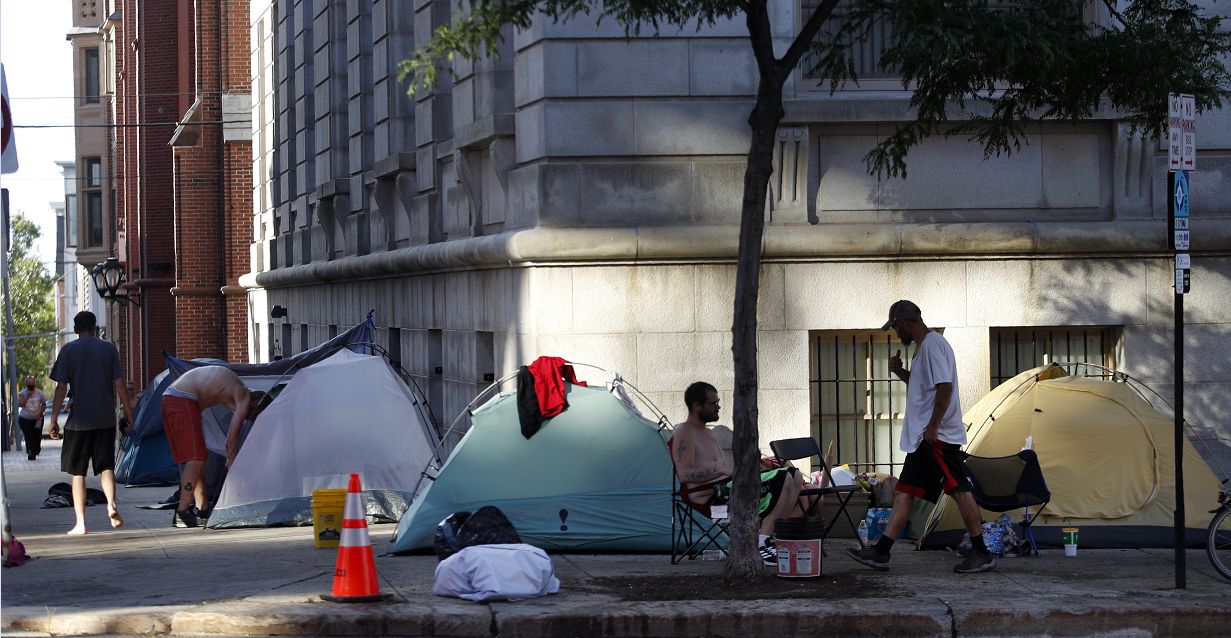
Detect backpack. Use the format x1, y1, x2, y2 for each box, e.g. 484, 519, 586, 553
433, 506, 522, 560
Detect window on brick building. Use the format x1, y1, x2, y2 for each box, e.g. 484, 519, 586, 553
84, 48, 100, 104
990, 326, 1119, 387
65, 195, 77, 248
85, 158, 101, 187
809, 330, 921, 474
85, 192, 103, 248
83, 157, 103, 248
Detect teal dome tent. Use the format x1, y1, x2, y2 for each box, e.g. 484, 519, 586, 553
391, 380, 675, 553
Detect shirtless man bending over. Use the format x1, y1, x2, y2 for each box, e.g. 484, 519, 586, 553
161, 366, 261, 527
669, 381, 802, 566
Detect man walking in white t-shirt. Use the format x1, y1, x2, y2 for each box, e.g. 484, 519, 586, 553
847, 300, 995, 574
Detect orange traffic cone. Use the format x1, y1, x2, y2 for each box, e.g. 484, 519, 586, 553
322, 473, 391, 603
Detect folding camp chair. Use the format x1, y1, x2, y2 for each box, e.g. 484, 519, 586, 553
963, 449, 1051, 555
668, 439, 730, 563
769, 437, 865, 549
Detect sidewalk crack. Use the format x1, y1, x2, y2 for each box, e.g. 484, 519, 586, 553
488, 605, 498, 637
937, 597, 957, 638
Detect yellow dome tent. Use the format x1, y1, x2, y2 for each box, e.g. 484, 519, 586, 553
922, 364, 1223, 548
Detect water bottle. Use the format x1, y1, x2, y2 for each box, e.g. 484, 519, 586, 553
701, 549, 726, 560
857, 520, 870, 546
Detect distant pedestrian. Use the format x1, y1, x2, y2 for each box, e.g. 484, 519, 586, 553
48, 311, 133, 535
17, 375, 47, 460
847, 300, 995, 574
161, 365, 262, 527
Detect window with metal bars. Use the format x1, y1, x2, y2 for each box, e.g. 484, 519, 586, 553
990, 326, 1119, 387
798, 1, 1114, 86
809, 331, 924, 475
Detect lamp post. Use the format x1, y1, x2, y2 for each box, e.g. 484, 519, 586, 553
90, 257, 140, 306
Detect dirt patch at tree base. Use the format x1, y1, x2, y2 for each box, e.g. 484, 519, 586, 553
588, 572, 911, 601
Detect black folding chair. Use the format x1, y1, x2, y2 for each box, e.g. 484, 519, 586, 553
963, 449, 1051, 555
770, 437, 866, 549
668, 439, 730, 563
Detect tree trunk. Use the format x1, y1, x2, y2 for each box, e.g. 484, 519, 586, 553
723, 72, 786, 582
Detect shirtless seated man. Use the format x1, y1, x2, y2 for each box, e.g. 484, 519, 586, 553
160, 365, 263, 527
669, 381, 802, 566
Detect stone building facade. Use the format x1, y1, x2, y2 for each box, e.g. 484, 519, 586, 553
246, 2, 1231, 471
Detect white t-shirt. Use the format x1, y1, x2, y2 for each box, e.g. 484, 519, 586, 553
899, 331, 966, 453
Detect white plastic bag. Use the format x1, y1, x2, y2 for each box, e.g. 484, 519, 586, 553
433, 543, 560, 602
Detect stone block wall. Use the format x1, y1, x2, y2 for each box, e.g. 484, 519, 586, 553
247, 3, 1231, 471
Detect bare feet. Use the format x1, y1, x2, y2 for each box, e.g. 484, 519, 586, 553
109, 509, 124, 529
67, 524, 87, 536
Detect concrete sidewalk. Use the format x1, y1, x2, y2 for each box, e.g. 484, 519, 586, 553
2, 444, 1229, 637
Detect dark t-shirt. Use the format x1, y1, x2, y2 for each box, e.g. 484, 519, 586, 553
49, 335, 123, 431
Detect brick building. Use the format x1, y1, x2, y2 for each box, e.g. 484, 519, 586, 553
68, 0, 252, 389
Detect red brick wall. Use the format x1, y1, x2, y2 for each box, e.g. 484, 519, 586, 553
109, 0, 179, 388
104, 0, 253, 387
172, 0, 253, 363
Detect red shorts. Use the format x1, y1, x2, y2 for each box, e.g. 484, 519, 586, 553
161, 395, 207, 463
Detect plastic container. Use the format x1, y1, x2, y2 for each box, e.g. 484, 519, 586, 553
857, 520, 870, 546
773, 517, 825, 578
311, 488, 347, 549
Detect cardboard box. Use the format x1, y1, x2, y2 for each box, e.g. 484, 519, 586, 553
814, 490, 870, 538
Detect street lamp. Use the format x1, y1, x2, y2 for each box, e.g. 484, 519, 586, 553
90, 257, 140, 306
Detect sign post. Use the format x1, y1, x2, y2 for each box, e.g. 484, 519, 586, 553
1167, 93, 1195, 590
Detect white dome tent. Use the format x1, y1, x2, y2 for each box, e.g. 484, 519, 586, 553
207, 349, 439, 528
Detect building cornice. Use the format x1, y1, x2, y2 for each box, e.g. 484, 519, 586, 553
240, 219, 1231, 290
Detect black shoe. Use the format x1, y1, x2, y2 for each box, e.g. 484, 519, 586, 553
846, 545, 890, 571
27, 454, 35, 461
953, 550, 996, 574
174, 507, 202, 528
759, 543, 778, 567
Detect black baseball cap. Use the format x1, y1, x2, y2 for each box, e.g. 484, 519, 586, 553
881, 300, 922, 330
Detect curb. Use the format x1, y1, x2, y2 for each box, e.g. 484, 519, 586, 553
8, 596, 1231, 637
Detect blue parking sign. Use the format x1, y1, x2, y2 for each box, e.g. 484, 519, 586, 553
1174, 171, 1189, 218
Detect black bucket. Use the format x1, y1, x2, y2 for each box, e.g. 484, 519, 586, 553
773, 517, 825, 578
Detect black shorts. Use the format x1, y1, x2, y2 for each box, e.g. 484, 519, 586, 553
895, 440, 974, 503
61, 428, 117, 476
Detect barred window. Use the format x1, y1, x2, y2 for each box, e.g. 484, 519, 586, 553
798, 1, 1116, 87
990, 326, 1119, 387
809, 331, 924, 474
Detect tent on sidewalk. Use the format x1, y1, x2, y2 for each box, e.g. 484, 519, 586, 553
921, 364, 1224, 548
207, 348, 439, 528
115, 319, 375, 486
390, 375, 674, 554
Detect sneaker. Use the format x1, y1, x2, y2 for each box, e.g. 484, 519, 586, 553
174, 506, 201, 528
953, 550, 996, 573
759, 543, 778, 566
846, 545, 890, 571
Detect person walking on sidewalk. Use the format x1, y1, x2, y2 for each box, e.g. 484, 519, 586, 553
48, 311, 133, 535
17, 375, 48, 460
161, 365, 261, 527
847, 300, 995, 574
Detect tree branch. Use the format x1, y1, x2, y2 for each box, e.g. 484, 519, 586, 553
1099, 0, 1127, 28
744, 0, 777, 80
779, 0, 841, 73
